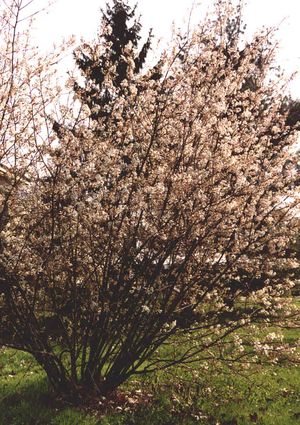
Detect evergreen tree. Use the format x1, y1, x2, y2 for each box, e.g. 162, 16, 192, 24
73, 0, 153, 122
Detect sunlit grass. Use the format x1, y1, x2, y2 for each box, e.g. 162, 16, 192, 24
1, 308, 299, 424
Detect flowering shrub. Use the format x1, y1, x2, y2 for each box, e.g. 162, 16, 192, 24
0, 0, 299, 401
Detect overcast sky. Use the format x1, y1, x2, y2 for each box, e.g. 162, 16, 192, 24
30, 0, 300, 97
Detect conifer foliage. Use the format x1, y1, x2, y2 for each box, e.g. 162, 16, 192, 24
73, 0, 152, 121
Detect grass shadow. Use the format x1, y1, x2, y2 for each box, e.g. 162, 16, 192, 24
0, 349, 98, 425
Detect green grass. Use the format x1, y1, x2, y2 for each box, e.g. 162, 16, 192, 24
1, 321, 299, 424
1, 348, 299, 424
0, 349, 98, 425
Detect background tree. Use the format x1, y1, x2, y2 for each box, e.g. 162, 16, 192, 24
0, 0, 72, 392
0, 0, 299, 402
72, 0, 153, 123
0, 0, 64, 253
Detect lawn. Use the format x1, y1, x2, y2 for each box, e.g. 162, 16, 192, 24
1, 325, 299, 425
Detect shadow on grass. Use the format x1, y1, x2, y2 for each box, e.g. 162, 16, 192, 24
0, 375, 201, 425
0, 356, 186, 425
0, 349, 98, 425
1, 348, 300, 425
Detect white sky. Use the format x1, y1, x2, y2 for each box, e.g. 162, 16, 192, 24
29, 0, 300, 97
